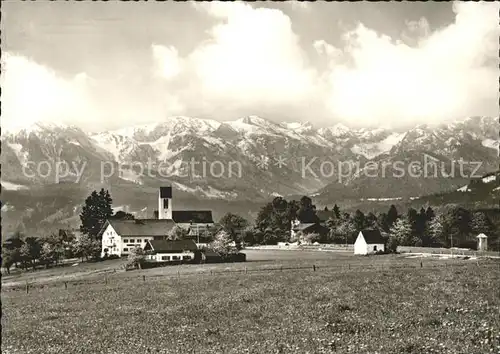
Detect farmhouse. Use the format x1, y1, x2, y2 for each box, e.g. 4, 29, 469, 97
100, 186, 214, 257
290, 218, 329, 241
354, 229, 385, 255
143, 239, 199, 263
99, 219, 177, 257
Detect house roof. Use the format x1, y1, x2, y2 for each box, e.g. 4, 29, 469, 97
145, 239, 198, 253
360, 229, 385, 244
159, 186, 172, 199
103, 219, 176, 237
293, 223, 317, 231
172, 210, 214, 224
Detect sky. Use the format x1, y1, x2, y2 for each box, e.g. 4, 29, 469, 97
1, 1, 498, 132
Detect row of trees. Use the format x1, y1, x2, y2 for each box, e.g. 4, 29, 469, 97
1, 230, 102, 274
2, 189, 121, 274
224, 196, 498, 251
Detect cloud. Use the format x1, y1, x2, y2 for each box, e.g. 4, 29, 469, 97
188, 1, 319, 109
319, 1, 499, 127
3, 2, 498, 132
151, 44, 183, 80
1, 53, 95, 132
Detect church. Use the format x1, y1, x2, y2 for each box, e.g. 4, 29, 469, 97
99, 186, 214, 258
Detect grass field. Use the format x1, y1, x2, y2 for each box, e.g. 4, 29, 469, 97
2, 250, 500, 354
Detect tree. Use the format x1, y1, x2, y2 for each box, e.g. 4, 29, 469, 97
73, 233, 100, 261
210, 230, 237, 256
471, 212, 493, 235
429, 213, 445, 247
301, 232, 320, 244
324, 206, 329, 211
425, 206, 435, 221
40, 242, 56, 268
219, 213, 248, 240
365, 212, 378, 229
19, 237, 42, 271
167, 226, 189, 240
80, 189, 113, 240
387, 205, 399, 229
388, 218, 412, 252
352, 210, 366, 232
377, 212, 390, 233
127, 247, 145, 269
241, 226, 260, 246
333, 204, 341, 219
2, 248, 17, 275
297, 196, 319, 223
337, 218, 357, 244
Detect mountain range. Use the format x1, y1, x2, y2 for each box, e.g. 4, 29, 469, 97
1, 115, 498, 235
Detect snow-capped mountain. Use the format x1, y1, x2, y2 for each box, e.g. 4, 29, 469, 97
2, 115, 498, 233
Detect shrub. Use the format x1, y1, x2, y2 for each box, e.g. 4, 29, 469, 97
127, 247, 145, 269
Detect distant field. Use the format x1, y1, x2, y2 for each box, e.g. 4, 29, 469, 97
2, 250, 500, 353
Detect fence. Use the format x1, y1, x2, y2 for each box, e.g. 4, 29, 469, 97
4, 258, 499, 294
397, 246, 500, 257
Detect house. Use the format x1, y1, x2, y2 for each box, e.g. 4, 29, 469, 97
99, 219, 177, 257
99, 186, 214, 257
354, 229, 385, 255
476, 233, 488, 251
290, 219, 329, 242
143, 239, 199, 263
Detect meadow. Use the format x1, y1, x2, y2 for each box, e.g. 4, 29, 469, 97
2, 250, 500, 354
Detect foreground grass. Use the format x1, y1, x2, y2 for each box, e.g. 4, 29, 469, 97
2, 260, 499, 354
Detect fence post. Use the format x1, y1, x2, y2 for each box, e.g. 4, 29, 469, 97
143, 275, 145, 282
210, 270, 213, 276
313, 264, 316, 272
245, 267, 247, 274
280, 266, 283, 272
177, 270, 180, 278
105, 275, 108, 285
25, 281, 29, 294
420, 261, 423, 268
64, 281, 68, 290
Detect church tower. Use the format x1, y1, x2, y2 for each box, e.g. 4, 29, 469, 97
158, 186, 173, 220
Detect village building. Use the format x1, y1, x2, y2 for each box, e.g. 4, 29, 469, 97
290, 210, 332, 242
99, 219, 177, 257
100, 186, 214, 257
143, 239, 199, 263
354, 229, 385, 255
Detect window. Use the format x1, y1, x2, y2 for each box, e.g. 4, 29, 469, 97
183, 256, 192, 260
373, 245, 377, 251
161, 256, 170, 261
163, 199, 169, 209
123, 239, 128, 243
123, 248, 129, 252
130, 239, 135, 243
137, 239, 142, 243
172, 256, 180, 260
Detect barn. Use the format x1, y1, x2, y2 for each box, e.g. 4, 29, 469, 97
354, 229, 385, 255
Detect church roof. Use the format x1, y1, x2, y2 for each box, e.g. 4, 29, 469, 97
172, 210, 214, 224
